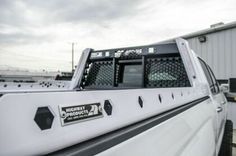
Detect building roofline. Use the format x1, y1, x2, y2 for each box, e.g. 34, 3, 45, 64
153, 21, 236, 44
182, 21, 236, 39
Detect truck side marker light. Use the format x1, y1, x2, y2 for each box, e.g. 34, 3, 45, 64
34, 107, 54, 130
138, 96, 143, 108
104, 100, 112, 116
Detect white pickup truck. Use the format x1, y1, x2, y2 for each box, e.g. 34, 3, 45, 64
0, 38, 232, 156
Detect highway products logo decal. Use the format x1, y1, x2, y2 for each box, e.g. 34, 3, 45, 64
59, 103, 103, 126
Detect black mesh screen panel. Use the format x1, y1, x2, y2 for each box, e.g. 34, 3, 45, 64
145, 56, 190, 88
85, 61, 113, 87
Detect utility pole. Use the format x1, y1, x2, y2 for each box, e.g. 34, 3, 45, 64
69, 42, 77, 73
72, 42, 74, 72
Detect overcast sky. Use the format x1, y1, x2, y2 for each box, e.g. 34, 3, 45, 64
0, 0, 236, 71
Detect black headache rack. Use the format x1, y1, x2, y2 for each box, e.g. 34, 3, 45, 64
79, 43, 191, 90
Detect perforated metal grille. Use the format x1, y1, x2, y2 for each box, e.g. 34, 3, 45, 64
114, 64, 120, 85
145, 56, 190, 88
85, 61, 113, 87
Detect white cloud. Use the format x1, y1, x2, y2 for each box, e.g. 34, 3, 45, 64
0, 0, 236, 71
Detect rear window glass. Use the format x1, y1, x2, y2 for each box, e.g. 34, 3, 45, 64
119, 64, 142, 87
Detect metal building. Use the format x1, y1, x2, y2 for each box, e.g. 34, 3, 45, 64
180, 21, 236, 81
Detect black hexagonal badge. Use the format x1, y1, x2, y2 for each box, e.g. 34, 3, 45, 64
34, 107, 54, 130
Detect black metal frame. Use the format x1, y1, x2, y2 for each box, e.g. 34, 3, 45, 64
80, 43, 191, 90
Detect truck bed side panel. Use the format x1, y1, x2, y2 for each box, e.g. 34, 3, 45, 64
97, 98, 216, 156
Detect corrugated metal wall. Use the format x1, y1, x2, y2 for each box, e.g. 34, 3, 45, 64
187, 27, 236, 80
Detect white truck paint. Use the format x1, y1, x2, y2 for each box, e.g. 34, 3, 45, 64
0, 38, 229, 156
98, 99, 216, 156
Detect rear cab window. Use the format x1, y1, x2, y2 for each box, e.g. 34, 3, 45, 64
119, 64, 143, 87
198, 58, 219, 94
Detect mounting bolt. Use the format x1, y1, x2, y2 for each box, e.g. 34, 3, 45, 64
104, 100, 112, 116
34, 107, 54, 130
